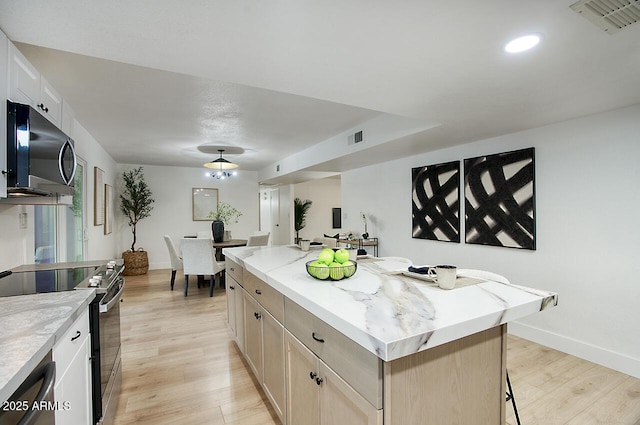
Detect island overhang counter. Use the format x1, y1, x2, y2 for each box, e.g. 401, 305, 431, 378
223, 245, 557, 425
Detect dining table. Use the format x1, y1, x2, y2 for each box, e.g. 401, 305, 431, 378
211, 239, 248, 261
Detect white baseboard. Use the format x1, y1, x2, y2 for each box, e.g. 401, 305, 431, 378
508, 321, 640, 379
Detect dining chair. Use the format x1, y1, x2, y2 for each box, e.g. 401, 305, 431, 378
196, 230, 212, 239
246, 233, 270, 247
163, 235, 183, 290
313, 237, 337, 248
181, 238, 225, 297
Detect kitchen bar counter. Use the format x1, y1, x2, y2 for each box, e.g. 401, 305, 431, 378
223, 245, 557, 362
0, 289, 96, 403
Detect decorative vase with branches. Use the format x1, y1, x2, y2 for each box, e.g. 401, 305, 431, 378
208, 201, 242, 242
294, 198, 313, 243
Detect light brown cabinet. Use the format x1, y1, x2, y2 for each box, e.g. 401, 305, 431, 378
240, 270, 286, 423
226, 273, 244, 353
285, 331, 382, 425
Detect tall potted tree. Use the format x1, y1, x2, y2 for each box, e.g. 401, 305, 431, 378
294, 197, 312, 244
120, 167, 154, 275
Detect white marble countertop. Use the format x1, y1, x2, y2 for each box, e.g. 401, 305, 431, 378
223, 245, 558, 362
0, 289, 96, 403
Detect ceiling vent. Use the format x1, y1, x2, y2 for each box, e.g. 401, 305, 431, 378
570, 0, 640, 34
348, 130, 364, 146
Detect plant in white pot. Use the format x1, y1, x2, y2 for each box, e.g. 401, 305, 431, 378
119, 167, 154, 275
208, 201, 242, 242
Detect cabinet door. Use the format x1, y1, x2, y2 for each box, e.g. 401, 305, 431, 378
235, 285, 245, 354
54, 332, 92, 425
285, 331, 320, 425
8, 42, 39, 106
262, 310, 286, 422
226, 278, 237, 336
39, 76, 63, 126
319, 361, 382, 425
244, 294, 262, 379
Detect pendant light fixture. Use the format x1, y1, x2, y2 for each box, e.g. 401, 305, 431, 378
204, 149, 238, 179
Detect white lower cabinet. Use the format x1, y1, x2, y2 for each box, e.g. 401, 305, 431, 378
285, 331, 381, 425
53, 309, 92, 424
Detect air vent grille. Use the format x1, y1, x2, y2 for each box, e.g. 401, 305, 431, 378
348, 130, 364, 145
570, 0, 640, 33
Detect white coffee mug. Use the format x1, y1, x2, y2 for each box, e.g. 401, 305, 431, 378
348, 249, 358, 261
427, 265, 457, 290
300, 239, 311, 251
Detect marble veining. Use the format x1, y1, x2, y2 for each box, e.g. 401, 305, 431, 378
224, 245, 558, 362
0, 289, 96, 403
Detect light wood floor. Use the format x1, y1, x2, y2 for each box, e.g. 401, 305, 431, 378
113, 270, 640, 425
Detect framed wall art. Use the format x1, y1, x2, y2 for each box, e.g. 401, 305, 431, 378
412, 160, 460, 243
94, 167, 104, 226
192, 188, 219, 221
104, 184, 113, 235
464, 147, 536, 250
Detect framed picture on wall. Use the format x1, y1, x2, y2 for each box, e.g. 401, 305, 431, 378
332, 208, 342, 229
104, 184, 113, 235
464, 147, 536, 250
94, 167, 104, 226
412, 160, 461, 243
192, 188, 219, 221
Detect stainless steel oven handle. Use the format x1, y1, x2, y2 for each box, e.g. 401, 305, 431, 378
99, 278, 125, 313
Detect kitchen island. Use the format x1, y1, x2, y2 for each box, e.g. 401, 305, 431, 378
223, 245, 557, 425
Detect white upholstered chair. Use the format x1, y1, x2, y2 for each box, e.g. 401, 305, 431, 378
163, 235, 183, 290
180, 238, 225, 297
246, 233, 270, 247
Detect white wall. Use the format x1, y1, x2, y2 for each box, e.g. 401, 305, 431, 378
293, 177, 342, 241
342, 103, 640, 378
116, 164, 259, 270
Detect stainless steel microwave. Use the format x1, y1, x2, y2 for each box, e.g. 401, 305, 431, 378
5, 100, 77, 197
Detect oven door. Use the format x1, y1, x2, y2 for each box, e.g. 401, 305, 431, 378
96, 277, 124, 425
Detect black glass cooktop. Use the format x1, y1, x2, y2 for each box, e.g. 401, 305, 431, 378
0, 266, 99, 297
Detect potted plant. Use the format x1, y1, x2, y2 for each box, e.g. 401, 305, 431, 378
294, 198, 312, 244
208, 201, 242, 242
119, 167, 154, 275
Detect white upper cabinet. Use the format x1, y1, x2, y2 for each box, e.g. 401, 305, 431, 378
8, 42, 63, 127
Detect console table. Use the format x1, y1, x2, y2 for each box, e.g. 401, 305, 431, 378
337, 237, 379, 257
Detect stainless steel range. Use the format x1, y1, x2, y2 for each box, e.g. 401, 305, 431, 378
0, 261, 125, 425
77, 262, 125, 425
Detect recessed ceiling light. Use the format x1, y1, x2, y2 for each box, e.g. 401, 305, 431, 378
504, 34, 542, 53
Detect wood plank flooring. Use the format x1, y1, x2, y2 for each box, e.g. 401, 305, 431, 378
113, 270, 640, 425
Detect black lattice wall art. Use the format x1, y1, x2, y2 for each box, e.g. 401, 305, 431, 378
464, 147, 536, 250
412, 160, 460, 243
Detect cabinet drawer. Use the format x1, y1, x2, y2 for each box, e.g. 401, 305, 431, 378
284, 298, 382, 408
226, 258, 243, 285
53, 308, 90, 379
244, 271, 284, 323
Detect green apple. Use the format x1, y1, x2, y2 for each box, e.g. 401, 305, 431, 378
342, 261, 356, 278
314, 263, 330, 280
334, 248, 350, 264
318, 249, 335, 265
307, 260, 323, 278
329, 262, 345, 280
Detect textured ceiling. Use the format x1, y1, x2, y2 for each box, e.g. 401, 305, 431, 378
1, 0, 639, 176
